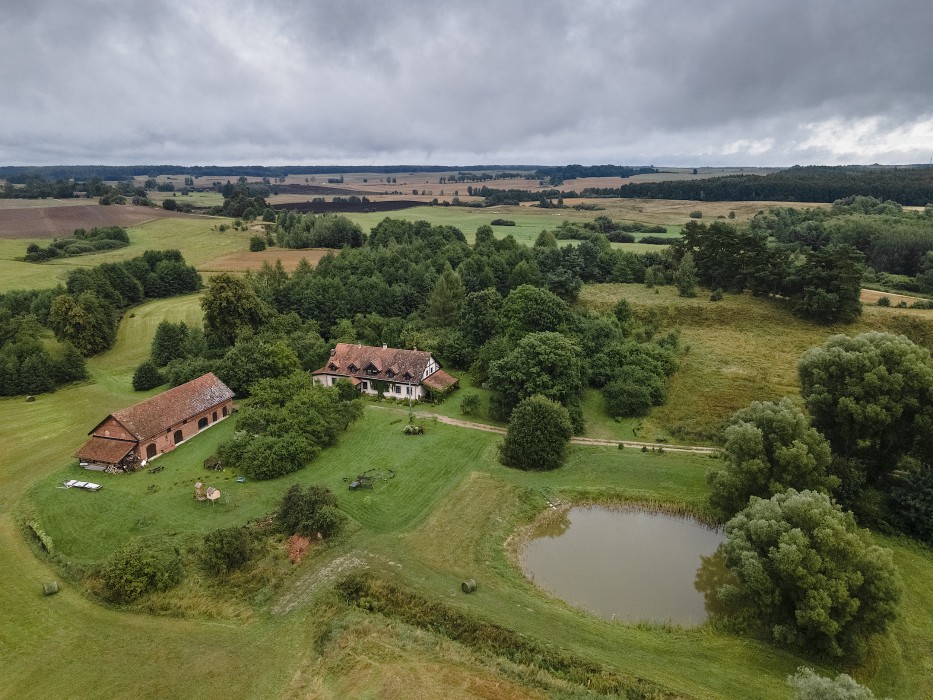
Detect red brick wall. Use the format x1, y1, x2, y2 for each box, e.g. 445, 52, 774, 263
136, 399, 233, 462
92, 416, 136, 441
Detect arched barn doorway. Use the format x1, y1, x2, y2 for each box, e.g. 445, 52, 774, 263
146, 443, 157, 459
173, 430, 183, 445
198, 417, 209, 430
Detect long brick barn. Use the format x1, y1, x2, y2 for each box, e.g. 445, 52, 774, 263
75, 373, 234, 472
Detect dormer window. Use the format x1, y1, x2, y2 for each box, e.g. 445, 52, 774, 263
329, 363, 338, 371
386, 370, 395, 378
402, 371, 413, 380
348, 363, 358, 373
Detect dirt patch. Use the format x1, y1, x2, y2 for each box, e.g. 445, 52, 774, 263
861, 288, 928, 306
0, 202, 198, 239
287, 535, 313, 563
200, 248, 331, 272
274, 199, 424, 214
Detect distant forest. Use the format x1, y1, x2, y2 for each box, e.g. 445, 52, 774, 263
0, 164, 537, 183
585, 166, 933, 206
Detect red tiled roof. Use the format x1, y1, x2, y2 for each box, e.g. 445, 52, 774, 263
313, 344, 438, 384
102, 373, 234, 441
422, 370, 459, 391
75, 437, 135, 464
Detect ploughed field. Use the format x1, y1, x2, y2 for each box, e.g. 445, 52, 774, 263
0, 200, 197, 239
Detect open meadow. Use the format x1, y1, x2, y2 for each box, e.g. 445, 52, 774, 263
1, 197, 932, 699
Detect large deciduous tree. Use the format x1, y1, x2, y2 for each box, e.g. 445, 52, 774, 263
721, 489, 901, 659
487, 331, 584, 417
48, 291, 118, 356
798, 332, 933, 482
200, 273, 271, 347
707, 399, 835, 519
499, 394, 573, 471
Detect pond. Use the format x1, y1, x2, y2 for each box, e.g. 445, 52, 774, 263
519, 506, 728, 625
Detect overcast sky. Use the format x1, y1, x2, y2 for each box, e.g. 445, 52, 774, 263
2, 0, 932, 167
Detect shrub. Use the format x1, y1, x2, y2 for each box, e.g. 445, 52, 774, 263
489, 218, 515, 226
876, 296, 890, 307
603, 379, 653, 418
100, 536, 183, 603
249, 236, 267, 252
710, 288, 724, 301
201, 526, 256, 577
276, 483, 346, 538
689, 210, 703, 218
459, 392, 480, 416
638, 235, 673, 245
132, 360, 164, 391
499, 394, 572, 471
721, 489, 902, 659
787, 667, 881, 699
162, 198, 178, 211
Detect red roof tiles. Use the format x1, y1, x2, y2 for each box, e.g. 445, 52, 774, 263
422, 370, 459, 391
76, 437, 135, 464
96, 373, 234, 441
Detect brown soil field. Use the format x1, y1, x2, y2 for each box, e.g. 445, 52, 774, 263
861, 288, 929, 305
0, 202, 198, 239
200, 247, 331, 272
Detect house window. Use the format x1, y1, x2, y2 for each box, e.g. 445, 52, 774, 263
198, 417, 209, 430
146, 443, 157, 459
406, 386, 412, 396
394, 385, 401, 394
173, 430, 184, 445
361, 381, 368, 390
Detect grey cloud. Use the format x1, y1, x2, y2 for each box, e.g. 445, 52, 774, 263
1, 0, 932, 166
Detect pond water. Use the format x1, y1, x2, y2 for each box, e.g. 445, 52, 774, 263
520, 506, 728, 625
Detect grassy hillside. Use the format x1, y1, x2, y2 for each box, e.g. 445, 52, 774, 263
578, 283, 933, 442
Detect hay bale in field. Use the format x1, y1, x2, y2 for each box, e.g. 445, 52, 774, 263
461, 579, 477, 594
42, 581, 59, 596
26, 395, 35, 402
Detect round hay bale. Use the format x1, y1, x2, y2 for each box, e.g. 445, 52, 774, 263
461, 579, 477, 594
26, 395, 35, 402
42, 581, 59, 596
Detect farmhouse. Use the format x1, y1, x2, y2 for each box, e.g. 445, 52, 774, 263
312, 343, 458, 400
75, 373, 234, 471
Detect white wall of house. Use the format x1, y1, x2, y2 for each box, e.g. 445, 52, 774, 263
314, 374, 426, 400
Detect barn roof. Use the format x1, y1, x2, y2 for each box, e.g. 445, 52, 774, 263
75, 437, 135, 465
313, 344, 435, 383
102, 373, 234, 441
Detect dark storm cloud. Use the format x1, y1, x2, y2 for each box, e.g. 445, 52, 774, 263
1, 0, 932, 165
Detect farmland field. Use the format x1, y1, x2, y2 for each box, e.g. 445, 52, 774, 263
0, 200, 200, 239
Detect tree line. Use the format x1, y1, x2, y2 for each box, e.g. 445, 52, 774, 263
583, 165, 933, 206
0, 250, 200, 396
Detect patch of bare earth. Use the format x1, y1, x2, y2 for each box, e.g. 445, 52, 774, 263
200, 247, 331, 272
0, 202, 200, 239
272, 552, 369, 615
861, 288, 929, 306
